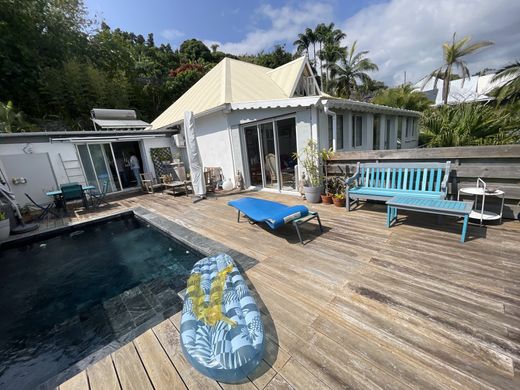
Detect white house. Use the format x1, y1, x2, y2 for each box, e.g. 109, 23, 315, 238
152, 56, 420, 192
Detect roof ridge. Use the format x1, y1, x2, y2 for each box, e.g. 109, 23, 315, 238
221, 58, 232, 103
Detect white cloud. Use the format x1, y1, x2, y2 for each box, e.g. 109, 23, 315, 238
342, 0, 520, 85
161, 28, 185, 41
207, 2, 334, 55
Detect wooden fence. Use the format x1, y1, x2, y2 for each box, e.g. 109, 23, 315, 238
327, 145, 520, 219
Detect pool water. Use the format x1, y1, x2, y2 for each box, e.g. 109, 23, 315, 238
0, 214, 202, 389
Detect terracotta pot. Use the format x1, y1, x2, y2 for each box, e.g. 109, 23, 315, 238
321, 194, 333, 204
332, 197, 346, 207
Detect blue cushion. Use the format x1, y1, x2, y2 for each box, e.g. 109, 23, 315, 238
180, 254, 264, 383
228, 197, 309, 229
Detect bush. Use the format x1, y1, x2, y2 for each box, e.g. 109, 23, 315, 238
419, 103, 520, 147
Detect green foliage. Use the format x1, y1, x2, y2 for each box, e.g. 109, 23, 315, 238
0, 101, 35, 133
373, 83, 431, 111
491, 61, 520, 102
328, 41, 379, 99
179, 39, 211, 62
0, 211, 6, 221
239, 45, 293, 69
424, 33, 493, 105
419, 103, 519, 147
293, 139, 320, 187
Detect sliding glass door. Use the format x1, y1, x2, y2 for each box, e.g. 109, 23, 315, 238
77, 143, 122, 193
244, 116, 297, 191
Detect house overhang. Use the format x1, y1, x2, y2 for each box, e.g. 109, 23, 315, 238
321, 98, 421, 117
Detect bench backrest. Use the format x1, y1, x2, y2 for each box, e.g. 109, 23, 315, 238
355, 161, 451, 195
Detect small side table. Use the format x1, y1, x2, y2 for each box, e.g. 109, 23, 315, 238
457, 180, 505, 225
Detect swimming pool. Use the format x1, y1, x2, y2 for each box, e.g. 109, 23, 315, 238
0, 212, 203, 390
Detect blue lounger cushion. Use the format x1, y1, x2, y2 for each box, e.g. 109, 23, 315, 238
180, 254, 264, 383
228, 197, 309, 229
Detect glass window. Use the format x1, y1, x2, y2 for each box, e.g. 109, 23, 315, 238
385, 119, 392, 149
337, 115, 343, 149
352, 115, 362, 147
373, 115, 380, 150
327, 115, 343, 149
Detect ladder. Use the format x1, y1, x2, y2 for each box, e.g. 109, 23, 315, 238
58, 153, 86, 184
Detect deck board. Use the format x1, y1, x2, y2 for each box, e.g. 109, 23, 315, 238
51, 191, 520, 390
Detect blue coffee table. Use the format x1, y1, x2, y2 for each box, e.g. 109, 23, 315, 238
386, 197, 474, 243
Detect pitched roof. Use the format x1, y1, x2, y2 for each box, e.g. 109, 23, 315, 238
151, 57, 313, 129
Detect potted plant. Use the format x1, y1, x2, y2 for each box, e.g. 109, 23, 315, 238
0, 211, 10, 241
332, 176, 346, 207
293, 139, 322, 203
320, 148, 334, 204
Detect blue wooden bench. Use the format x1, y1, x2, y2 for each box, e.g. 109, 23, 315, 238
345, 161, 451, 211
386, 197, 474, 242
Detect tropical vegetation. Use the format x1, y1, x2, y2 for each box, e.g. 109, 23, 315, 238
423, 33, 494, 105
492, 61, 520, 102
373, 84, 431, 111
419, 103, 519, 147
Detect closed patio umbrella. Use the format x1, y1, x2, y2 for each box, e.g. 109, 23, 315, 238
184, 111, 206, 201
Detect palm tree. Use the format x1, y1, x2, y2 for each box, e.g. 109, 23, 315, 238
372, 83, 431, 111
293, 33, 310, 57
320, 44, 346, 93
328, 41, 378, 99
315, 23, 346, 90
491, 61, 520, 102
293, 28, 317, 67
424, 33, 493, 105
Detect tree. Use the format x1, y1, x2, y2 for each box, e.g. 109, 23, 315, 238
419, 103, 519, 147
424, 33, 493, 105
491, 61, 520, 102
210, 43, 219, 53
179, 39, 211, 62
294, 28, 317, 66
315, 23, 346, 90
328, 41, 378, 99
372, 83, 431, 111
0, 101, 32, 133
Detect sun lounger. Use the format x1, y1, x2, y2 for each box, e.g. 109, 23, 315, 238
228, 197, 322, 244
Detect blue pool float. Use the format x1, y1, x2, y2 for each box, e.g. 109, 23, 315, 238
180, 253, 264, 383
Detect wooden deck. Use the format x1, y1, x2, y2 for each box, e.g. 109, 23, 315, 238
54, 191, 520, 389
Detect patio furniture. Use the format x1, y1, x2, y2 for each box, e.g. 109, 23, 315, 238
25, 193, 60, 220
457, 178, 505, 225
228, 197, 323, 244
140, 173, 163, 193
90, 180, 110, 208
163, 163, 192, 196
204, 167, 223, 192
61, 183, 88, 210
345, 161, 452, 211
181, 253, 264, 383
386, 196, 474, 243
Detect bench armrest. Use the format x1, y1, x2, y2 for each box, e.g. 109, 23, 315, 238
440, 161, 451, 198
345, 162, 361, 187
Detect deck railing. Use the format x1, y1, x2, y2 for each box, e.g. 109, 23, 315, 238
327, 145, 520, 219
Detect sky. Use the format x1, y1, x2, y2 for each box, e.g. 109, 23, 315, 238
85, 0, 520, 86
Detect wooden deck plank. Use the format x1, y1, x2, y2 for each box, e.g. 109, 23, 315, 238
112, 342, 154, 390
86, 355, 121, 390
132, 329, 187, 390
278, 358, 330, 390
59, 371, 89, 390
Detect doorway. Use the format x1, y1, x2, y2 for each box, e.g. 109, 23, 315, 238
243, 116, 297, 191
77, 141, 144, 193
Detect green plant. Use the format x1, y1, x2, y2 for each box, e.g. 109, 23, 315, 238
419, 103, 519, 147
320, 147, 334, 194
372, 83, 431, 111
423, 33, 493, 105
293, 139, 320, 187
333, 176, 346, 195
491, 61, 520, 102
0, 212, 7, 221
333, 193, 345, 200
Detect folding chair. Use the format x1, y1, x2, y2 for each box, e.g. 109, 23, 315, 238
25, 193, 60, 220
90, 180, 110, 208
